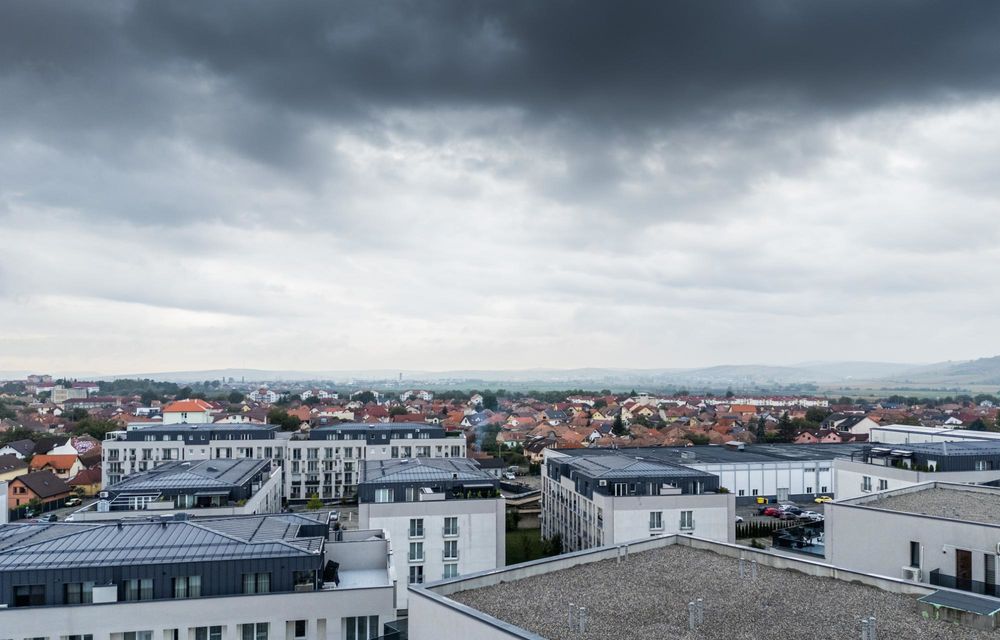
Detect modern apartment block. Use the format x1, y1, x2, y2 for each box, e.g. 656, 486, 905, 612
102, 424, 283, 487
102, 422, 467, 506
833, 442, 1000, 500
0, 512, 398, 640
542, 450, 735, 552
827, 482, 1000, 598
357, 457, 504, 610
72, 458, 283, 521
284, 424, 466, 503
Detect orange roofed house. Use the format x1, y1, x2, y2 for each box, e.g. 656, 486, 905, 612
162, 398, 214, 424
28, 454, 83, 480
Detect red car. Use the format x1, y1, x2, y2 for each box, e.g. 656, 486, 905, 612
763, 506, 782, 517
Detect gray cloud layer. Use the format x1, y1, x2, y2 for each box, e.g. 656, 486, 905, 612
1, 1, 999, 373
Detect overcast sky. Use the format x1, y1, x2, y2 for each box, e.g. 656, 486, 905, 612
2, 1, 1000, 375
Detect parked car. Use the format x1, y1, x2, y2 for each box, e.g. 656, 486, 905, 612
503, 472, 517, 480
797, 511, 822, 521
735, 516, 745, 524
763, 506, 782, 517
784, 507, 803, 516
814, 495, 833, 503
779, 511, 799, 521
64, 497, 82, 507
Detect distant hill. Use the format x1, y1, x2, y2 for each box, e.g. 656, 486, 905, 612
881, 356, 1000, 386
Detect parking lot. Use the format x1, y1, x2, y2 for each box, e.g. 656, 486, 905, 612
736, 499, 827, 527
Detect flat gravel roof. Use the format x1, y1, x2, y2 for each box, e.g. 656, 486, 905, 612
866, 487, 1000, 525
450, 545, 994, 639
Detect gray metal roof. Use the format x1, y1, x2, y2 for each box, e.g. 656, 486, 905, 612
106, 458, 269, 492
0, 515, 325, 570
892, 441, 1000, 456
557, 443, 868, 465
564, 454, 715, 480
359, 457, 494, 485
918, 589, 1000, 615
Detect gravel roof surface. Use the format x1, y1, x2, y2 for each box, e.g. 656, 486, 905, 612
451, 545, 992, 639
866, 487, 1000, 525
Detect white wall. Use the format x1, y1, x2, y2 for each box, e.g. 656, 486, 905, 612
827, 485, 1000, 588
0, 585, 396, 640
833, 459, 1000, 501
361, 498, 504, 609
603, 493, 735, 544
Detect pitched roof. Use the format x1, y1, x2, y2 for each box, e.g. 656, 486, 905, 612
29, 454, 79, 472
69, 467, 102, 485
163, 399, 214, 413
0, 454, 28, 474
0, 439, 35, 456
12, 470, 71, 499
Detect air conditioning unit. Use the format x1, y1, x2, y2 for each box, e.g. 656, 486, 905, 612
901, 567, 921, 581
599, 480, 607, 486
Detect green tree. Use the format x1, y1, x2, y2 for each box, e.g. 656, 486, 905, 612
968, 418, 988, 432
994, 412, 1000, 433
0, 401, 16, 420
389, 405, 408, 417
267, 409, 302, 431
481, 391, 498, 411
353, 391, 376, 404
725, 388, 735, 398
612, 413, 627, 436
592, 398, 607, 410
778, 412, 795, 442
72, 418, 120, 439
805, 407, 831, 424
755, 416, 767, 442
67, 408, 89, 422
305, 494, 324, 510
176, 387, 193, 400
227, 391, 245, 403
304, 396, 321, 406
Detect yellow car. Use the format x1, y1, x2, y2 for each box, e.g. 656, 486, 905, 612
814, 496, 833, 503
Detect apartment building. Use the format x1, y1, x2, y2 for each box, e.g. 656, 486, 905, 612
283, 423, 466, 504
102, 422, 467, 506
357, 457, 504, 610
0, 512, 397, 640
72, 458, 282, 521
101, 424, 282, 487
833, 441, 1000, 501
827, 482, 1000, 598
542, 450, 734, 552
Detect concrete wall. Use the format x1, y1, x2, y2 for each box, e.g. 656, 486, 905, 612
0, 584, 396, 640
689, 460, 835, 500
602, 492, 735, 544
833, 459, 1000, 501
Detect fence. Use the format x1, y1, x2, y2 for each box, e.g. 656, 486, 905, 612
736, 519, 799, 539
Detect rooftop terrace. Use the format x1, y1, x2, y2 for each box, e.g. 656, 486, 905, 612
446, 543, 994, 639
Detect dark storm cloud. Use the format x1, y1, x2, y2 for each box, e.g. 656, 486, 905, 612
4, 1, 1000, 137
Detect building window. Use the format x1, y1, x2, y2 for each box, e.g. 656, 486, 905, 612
193, 627, 222, 640
649, 511, 663, 530
806, 486, 813, 494
14, 584, 45, 607
443, 540, 458, 560
240, 623, 268, 640
408, 565, 424, 584
878, 479, 888, 491
374, 488, 392, 503
409, 518, 424, 538
293, 621, 306, 640
751, 489, 758, 496
405, 486, 419, 502
344, 616, 378, 640
122, 578, 153, 601
409, 542, 424, 562
172, 575, 201, 599
910, 541, 921, 568
976, 460, 991, 471
443, 563, 459, 579
242, 572, 271, 594
64, 636, 94, 640
443, 516, 459, 536
737, 489, 745, 497
680, 511, 694, 530
861, 476, 872, 492
123, 632, 153, 640
64, 582, 94, 604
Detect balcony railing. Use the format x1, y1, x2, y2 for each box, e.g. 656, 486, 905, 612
928, 569, 1000, 597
